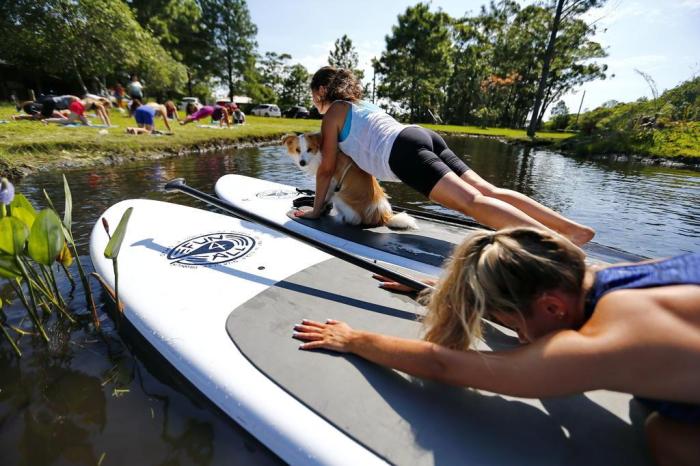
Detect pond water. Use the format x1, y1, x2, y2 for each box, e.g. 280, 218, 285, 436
1, 136, 698, 465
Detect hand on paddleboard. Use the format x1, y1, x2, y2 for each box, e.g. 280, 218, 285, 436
293, 319, 355, 352
372, 274, 437, 293
293, 208, 323, 220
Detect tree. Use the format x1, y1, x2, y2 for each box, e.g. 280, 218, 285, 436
280, 64, 311, 109
635, 68, 659, 111
200, 0, 258, 100
551, 100, 569, 116
527, 0, 606, 136
0, 0, 186, 95
257, 52, 292, 103
128, 0, 215, 97
328, 35, 364, 81
376, 3, 452, 122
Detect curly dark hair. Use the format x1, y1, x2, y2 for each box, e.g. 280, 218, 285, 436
310, 66, 362, 103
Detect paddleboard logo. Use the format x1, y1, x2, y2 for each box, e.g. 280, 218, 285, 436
255, 189, 298, 200
166, 232, 258, 267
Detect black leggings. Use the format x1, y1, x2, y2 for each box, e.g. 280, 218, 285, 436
388, 126, 470, 197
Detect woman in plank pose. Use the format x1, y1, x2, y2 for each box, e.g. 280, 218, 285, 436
298, 66, 594, 245
180, 102, 230, 127
293, 228, 700, 466
126, 100, 172, 135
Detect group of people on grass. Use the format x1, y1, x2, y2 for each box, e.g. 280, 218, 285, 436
125, 100, 246, 135
10, 72, 246, 135
12, 94, 112, 127
290, 66, 699, 466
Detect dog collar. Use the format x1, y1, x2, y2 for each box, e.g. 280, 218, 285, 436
298, 134, 308, 154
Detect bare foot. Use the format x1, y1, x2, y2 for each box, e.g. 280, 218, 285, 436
567, 225, 596, 246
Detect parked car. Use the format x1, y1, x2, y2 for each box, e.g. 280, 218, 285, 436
284, 106, 310, 119
308, 106, 322, 119
180, 97, 200, 112
250, 104, 281, 117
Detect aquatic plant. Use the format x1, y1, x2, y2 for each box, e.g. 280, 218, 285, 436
0, 176, 132, 357
99, 207, 134, 314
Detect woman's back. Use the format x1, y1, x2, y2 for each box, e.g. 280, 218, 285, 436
336, 100, 406, 182
584, 255, 700, 408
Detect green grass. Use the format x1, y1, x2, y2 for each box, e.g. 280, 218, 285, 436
4, 101, 693, 179
0, 102, 576, 178
423, 123, 576, 141
556, 122, 700, 160
0, 104, 320, 178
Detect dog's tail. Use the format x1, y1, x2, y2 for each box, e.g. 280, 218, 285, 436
384, 211, 418, 230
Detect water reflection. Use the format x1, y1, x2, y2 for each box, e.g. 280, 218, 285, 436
1, 136, 698, 466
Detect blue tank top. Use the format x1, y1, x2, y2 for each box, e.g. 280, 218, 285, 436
584, 253, 700, 422
584, 253, 700, 318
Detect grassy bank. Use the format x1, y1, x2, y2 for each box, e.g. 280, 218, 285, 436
548, 77, 700, 161
0, 104, 320, 179
423, 123, 575, 142
0, 102, 577, 179
555, 121, 700, 161
2, 101, 695, 180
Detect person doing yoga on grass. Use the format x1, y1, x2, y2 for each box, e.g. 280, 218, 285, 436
181, 102, 230, 127
293, 228, 700, 466
297, 66, 594, 246
126, 100, 172, 135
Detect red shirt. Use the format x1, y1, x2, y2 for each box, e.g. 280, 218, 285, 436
69, 100, 85, 115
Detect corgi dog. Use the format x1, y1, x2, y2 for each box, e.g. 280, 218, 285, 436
282, 132, 417, 229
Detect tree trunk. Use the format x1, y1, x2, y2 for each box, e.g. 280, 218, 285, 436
537, 85, 554, 128
527, 0, 565, 137
187, 69, 193, 96
227, 53, 234, 100
72, 58, 88, 95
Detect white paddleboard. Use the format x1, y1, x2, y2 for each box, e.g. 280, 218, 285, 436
90, 198, 649, 466
215, 175, 645, 279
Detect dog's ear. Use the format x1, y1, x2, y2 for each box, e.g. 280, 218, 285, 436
306, 133, 322, 153
281, 133, 296, 146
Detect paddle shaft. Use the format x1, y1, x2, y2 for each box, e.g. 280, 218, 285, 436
164, 179, 433, 293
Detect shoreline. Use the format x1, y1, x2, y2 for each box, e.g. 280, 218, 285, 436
2, 105, 697, 179
4, 132, 697, 181
2, 135, 286, 180
431, 130, 700, 169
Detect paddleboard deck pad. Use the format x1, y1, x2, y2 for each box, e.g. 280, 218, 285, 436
90, 198, 649, 465
215, 175, 645, 278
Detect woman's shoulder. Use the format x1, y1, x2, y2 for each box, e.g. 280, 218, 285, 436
325, 101, 351, 121
329, 100, 352, 111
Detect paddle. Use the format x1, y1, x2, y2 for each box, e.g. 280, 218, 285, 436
164, 178, 434, 293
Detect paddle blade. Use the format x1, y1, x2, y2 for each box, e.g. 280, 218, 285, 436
104, 207, 133, 259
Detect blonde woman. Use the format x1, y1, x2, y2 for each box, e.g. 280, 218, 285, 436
293, 228, 700, 466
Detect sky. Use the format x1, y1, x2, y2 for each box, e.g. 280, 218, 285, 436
247, 0, 700, 118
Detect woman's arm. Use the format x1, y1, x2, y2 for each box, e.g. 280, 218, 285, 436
160, 108, 172, 131
296, 102, 346, 219
97, 104, 111, 126
293, 319, 619, 398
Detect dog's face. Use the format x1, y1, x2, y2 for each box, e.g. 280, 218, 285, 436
281, 132, 322, 175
